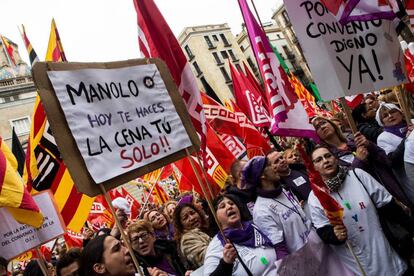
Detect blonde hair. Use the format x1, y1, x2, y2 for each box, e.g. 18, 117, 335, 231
312, 116, 347, 144
127, 219, 154, 240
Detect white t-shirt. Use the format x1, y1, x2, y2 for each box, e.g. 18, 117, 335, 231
377, 131, 403, 155
203, 235, 277, 276
253, 189, 312, 253
405, 131, 414, 164
308, 168, 406, 276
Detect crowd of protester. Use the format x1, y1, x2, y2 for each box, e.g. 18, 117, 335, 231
3, 91, 414, 275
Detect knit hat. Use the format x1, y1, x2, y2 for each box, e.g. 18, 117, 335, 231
375, 102, 402, 126
241, 156, 267, 189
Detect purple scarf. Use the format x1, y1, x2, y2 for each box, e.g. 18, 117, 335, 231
384, 123, 407, 138
217, 221, 273, 248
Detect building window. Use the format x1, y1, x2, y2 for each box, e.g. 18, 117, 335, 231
228, 49, 238, 61
220, 34, 231, 46
184, 45, 194, 60
220, 51, 229, 59
220, 67, 231, 83
212, 52, 222, 65
212, 34, 219, 41
282, 10, 290, 25
204, 36, 214, 49
235, 63, 243, 72
277, 34, 281, 39
10, 116, 31, 135
240, 45, 245, 52
228, 84, 234, 94
193, 61, 202, 76
247, 57, 257, 72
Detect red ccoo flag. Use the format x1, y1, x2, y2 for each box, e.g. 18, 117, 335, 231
134, 0, 207, 155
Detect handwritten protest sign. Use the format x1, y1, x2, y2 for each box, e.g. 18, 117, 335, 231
32, 59, 199, 196
284, 0, 406, 100
0, 192, 65, 261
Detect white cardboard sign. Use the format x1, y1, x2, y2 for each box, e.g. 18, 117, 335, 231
47, 64, 193, 183
0, 192, 65, 261
284, 0, 406, 100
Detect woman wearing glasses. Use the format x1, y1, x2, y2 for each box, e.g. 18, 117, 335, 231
376, 103, 414, 204
127, 220, 187, 276
308, 146, 414, 275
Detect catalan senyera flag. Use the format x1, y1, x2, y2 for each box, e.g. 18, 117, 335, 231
297, 144, 344, 225
153, 183, 169, 205
25, 19, 94, 232
19, 24, 39, 66
0, 137, 43, 227
46, 19, 67, 62
0, 35, 16, 66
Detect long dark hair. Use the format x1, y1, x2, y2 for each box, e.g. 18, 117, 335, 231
172, 202, 208, 242
79, 234, 108, 276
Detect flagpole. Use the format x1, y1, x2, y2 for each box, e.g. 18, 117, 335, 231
137, 167, 164, 218
34, 247, 49, 276
395, 85, 412, 125
346, 241, 367, 276
193, 150, 215, 199
99, 184, 144, 276
249, 0, 265, 31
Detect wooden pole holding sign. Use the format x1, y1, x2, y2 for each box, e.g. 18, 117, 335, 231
395, 85, 412, 126
339, 97, 358, 134
100, 184, 144, 276
35, 247, 49, 276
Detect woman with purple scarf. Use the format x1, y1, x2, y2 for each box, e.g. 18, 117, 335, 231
203, 194, 277, 275
376, 103, 414, 204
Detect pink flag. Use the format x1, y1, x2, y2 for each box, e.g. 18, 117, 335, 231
134, 0, 207, 153
238, 0, 318, 140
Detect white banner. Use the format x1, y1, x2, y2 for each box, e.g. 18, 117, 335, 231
0, 192, 65, 261
47, 64, 192, 183
284, 0, 406, 100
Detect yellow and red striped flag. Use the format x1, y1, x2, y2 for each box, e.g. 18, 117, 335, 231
0, 34, 16, 66
19, 24, 39, 66
24, 19, 93, 232
46, 19, 67, 62
0, 137, 43, 227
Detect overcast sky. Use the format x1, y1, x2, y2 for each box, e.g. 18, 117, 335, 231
0, 0, 282, 65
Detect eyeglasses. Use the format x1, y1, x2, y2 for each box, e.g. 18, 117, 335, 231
131, 232, 151, 242
381, 109, 399, 120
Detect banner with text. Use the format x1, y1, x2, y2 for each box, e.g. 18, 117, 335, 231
284, 0, 406, 100
47, 64, 193, 183
0, 192, 65, 261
